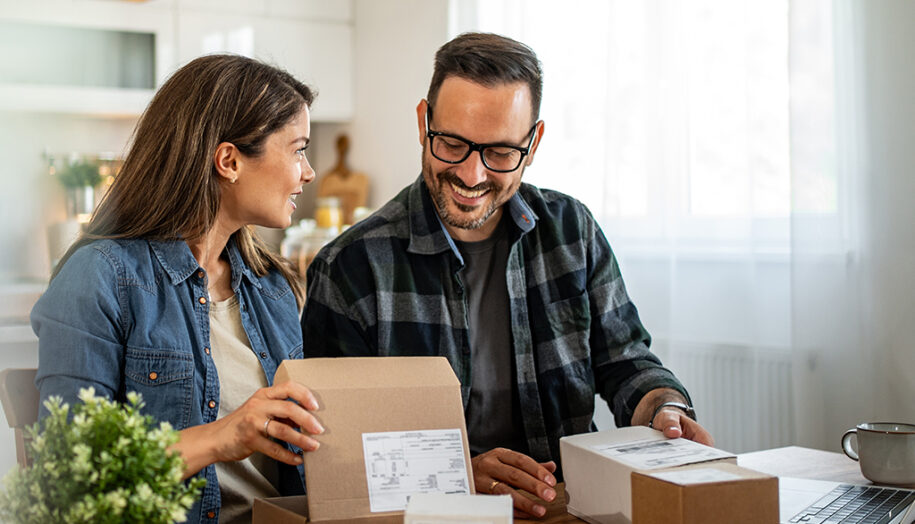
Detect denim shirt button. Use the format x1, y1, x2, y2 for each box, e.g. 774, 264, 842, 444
198, 296, 207, 305
197, 271, 205, 279
148, 372, 157, 381
204, 347, 211, 355
259, 351, 267, 359
207, 511, 215, 519
208, 400, 216, 409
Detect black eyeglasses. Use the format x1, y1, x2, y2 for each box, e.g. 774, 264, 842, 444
425, 107, 538, 173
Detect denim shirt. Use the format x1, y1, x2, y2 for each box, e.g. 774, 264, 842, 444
31, 238, 305, 523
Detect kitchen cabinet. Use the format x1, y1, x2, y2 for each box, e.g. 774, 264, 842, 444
0, 0, 174, 116
0, 0, 354, 121
177, 0, 352, 22
176, 10, 354, 122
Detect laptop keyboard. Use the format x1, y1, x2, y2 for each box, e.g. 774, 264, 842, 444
789, 483, 915, 524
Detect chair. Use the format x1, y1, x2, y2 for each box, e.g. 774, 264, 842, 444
0, 368, 38, 467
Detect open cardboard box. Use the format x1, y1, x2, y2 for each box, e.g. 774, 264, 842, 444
257, 357, 475, 523
561, 426, 761, 524
253, 495, 402, 524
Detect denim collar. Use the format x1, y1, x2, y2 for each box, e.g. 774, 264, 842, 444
149, 237, 261, 291
406, 175, 539, 257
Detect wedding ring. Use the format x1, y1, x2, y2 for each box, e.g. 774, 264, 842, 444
263, 417, 272, 437
489, 479, 502, 493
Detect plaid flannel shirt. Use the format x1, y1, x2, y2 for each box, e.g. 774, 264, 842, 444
301, 176, 690, 466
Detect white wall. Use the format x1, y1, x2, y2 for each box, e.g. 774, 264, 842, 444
288, 0, 450, 239
859, 1, 915, 423
346, 0, 450, 208
792, 0, 915, 450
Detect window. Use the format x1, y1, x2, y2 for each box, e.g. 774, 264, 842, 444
455, 0, 838, 255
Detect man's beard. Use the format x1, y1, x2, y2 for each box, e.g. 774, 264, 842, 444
422, 155, 503, 231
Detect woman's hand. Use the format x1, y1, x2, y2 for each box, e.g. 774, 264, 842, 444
174, 380, 324, 478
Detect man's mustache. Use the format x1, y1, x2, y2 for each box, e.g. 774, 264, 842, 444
438, 170, 497, 193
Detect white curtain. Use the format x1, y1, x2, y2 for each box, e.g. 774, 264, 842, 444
452, 0, 915, 453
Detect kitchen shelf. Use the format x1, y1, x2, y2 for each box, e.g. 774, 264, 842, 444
0, 324, 38, 345
0, 84, 153, 118
0, 279, 45, 322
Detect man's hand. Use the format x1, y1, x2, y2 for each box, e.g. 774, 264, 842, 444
632, 388, 715, 446
651, 407, 714, 446
471, 447, 558, 518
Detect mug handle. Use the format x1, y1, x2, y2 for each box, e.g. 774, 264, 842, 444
842, 429, 859, 461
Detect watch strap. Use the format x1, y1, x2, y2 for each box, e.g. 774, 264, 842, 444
648, 401, 696, 428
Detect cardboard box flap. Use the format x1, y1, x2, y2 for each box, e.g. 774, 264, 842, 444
253, 495, 404, 524
640, 462, 775, 486
308, 496, 401, 521
275, 357, 461, 390
253, 495, 309, 523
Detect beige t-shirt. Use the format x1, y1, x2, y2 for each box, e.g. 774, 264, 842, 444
209, 295, 280, 523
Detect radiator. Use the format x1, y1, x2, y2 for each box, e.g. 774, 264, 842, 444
661, 342, 798, 454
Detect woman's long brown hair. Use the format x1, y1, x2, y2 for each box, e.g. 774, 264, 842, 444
53, 54, 314, 307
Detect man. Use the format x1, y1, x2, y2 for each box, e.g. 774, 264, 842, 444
302, 32, 713, 518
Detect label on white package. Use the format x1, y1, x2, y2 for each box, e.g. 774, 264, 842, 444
362, 428, 471, 512
591, 437, 733, 470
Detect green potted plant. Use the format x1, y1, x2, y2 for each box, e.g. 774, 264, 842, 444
56, 158, 102, 218
0, 388, 205, 524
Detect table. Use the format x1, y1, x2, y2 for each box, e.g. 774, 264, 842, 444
515, 446, 867, 523
737, 445, 866, 484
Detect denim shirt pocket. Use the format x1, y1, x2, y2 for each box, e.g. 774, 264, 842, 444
124, 348, 194, 429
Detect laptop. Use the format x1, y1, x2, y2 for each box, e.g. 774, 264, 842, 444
780, 477, 915, 524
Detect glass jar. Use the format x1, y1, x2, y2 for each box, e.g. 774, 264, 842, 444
314, 196, 344, 233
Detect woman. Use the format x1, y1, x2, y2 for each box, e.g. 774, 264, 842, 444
31, 55, 323, 523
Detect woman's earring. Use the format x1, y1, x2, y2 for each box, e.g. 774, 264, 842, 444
230, 177, 237, 184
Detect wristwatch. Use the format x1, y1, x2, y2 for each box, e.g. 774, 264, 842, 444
648, 401, 696, 428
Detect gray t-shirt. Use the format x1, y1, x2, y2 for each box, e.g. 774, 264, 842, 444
453, 218, 527, 456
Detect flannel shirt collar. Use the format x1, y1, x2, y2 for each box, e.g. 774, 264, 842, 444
406, 175, 539, 257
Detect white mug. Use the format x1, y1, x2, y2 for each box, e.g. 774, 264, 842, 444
842, 422, 915, 485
